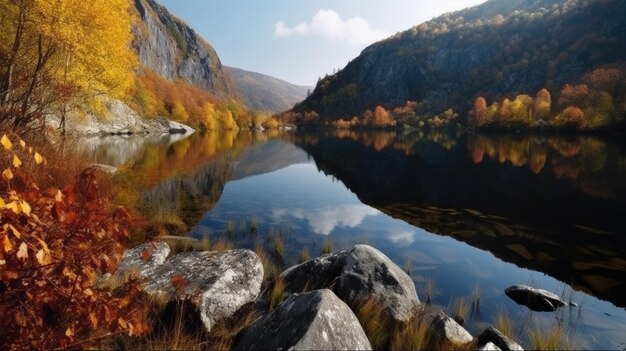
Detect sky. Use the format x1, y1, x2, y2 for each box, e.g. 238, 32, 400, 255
158, 0, 485, 86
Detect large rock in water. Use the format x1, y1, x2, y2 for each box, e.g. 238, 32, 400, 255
115, 243, 263, 332
505, 285, 565, 312
234, 289, 372, 350
279, 244, 420, 321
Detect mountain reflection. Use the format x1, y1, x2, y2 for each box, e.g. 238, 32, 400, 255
289, 130, 626, 308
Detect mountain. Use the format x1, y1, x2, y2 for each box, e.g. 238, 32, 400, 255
132, 0, 238, 99
226, 66, 312, 112
293, 0, 626, 126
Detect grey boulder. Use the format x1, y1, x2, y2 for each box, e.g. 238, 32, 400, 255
430, 311, 474, 347
114, 241, 171, 280
118, 245, 264, 332
505, 285, 565, 312
478, 326, 523, 351
280, 244, 420, 321
235, 289, 372, 350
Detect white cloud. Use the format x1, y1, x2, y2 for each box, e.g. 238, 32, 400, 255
274, 9, 389, 45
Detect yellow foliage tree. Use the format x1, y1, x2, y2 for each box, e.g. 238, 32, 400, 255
533, 88, 552, 120
0, 0, 136, 132
202, 103, 218, 130
170, 102, 189, 122
219, 109, 239, 131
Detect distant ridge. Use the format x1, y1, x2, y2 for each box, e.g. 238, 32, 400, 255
226, 66, 312, 113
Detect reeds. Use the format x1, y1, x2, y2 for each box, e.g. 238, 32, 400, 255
321, 239, 334, 255
528, 322, 577, 350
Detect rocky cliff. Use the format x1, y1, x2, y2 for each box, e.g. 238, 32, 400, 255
132, 0, 238, 99
294, 0, 626, 121
225, 66, 312, 112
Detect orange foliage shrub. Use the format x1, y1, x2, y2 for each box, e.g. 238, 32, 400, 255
131, 69, 253, 130
0, 135, 149, 349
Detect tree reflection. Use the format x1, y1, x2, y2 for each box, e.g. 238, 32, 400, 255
292, 129, 626, 308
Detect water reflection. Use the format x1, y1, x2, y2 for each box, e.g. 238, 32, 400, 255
289, 130, 626, 308
80, 129, 626, 349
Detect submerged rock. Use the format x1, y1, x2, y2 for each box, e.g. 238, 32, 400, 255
430, 311, 474, 347
116, 243, 263, 332
280, 244, 420, 321
505, 285, 565, 312
478, 326, 523, 351
235, 289, 372, 350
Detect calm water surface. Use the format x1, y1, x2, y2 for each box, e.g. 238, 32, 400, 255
80, 130, 626, 350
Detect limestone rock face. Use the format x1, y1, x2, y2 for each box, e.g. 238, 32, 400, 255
235, 289, 372, 351
280, 244, 420, 321
132, 0, 237, 99
47, 99, 194, 136
505, 284, 565, 312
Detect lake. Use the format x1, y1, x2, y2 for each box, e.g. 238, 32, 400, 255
77, 129, 626, 350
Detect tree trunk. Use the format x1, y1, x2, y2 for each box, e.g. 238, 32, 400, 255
15, 35, 54, 130
0, 0, 26, 106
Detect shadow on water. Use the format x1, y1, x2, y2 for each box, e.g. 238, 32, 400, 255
287, 129, 626, 309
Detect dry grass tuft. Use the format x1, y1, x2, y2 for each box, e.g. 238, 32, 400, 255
389, 315, 432, 351
450, 297, 470, 326
321, 239, 334, 255
298, 246, 311, 263
211, 237, 234, 252
269, 276, 287, 311
494, 308, 515, 340
354, 297, 392, 349
529, 322, 578, 350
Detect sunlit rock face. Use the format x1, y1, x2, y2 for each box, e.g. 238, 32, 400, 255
280, 244, 420, 322
132, 0, 237, 99
235, 289, 372, 351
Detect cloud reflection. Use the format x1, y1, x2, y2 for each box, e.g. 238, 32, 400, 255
272, 204, 379, 235
386, 230, 416, 245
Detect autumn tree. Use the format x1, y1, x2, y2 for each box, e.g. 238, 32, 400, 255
202, 103, 218, 130
0, 0, 136, 133
533, 88, 552, 120
219, 109, 239, 131
170, 102, 189, 122
553, 106, 584, 129
469, 96, 488, 128
370, 105, 396, 127
510, 94, 533, 123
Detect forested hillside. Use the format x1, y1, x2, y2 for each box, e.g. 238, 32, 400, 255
226, 66, 311, 113
291, 0, 626, 130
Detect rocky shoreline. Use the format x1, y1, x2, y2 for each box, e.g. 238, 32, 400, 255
109, 241, 577, 350
46, 98, 195, 137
